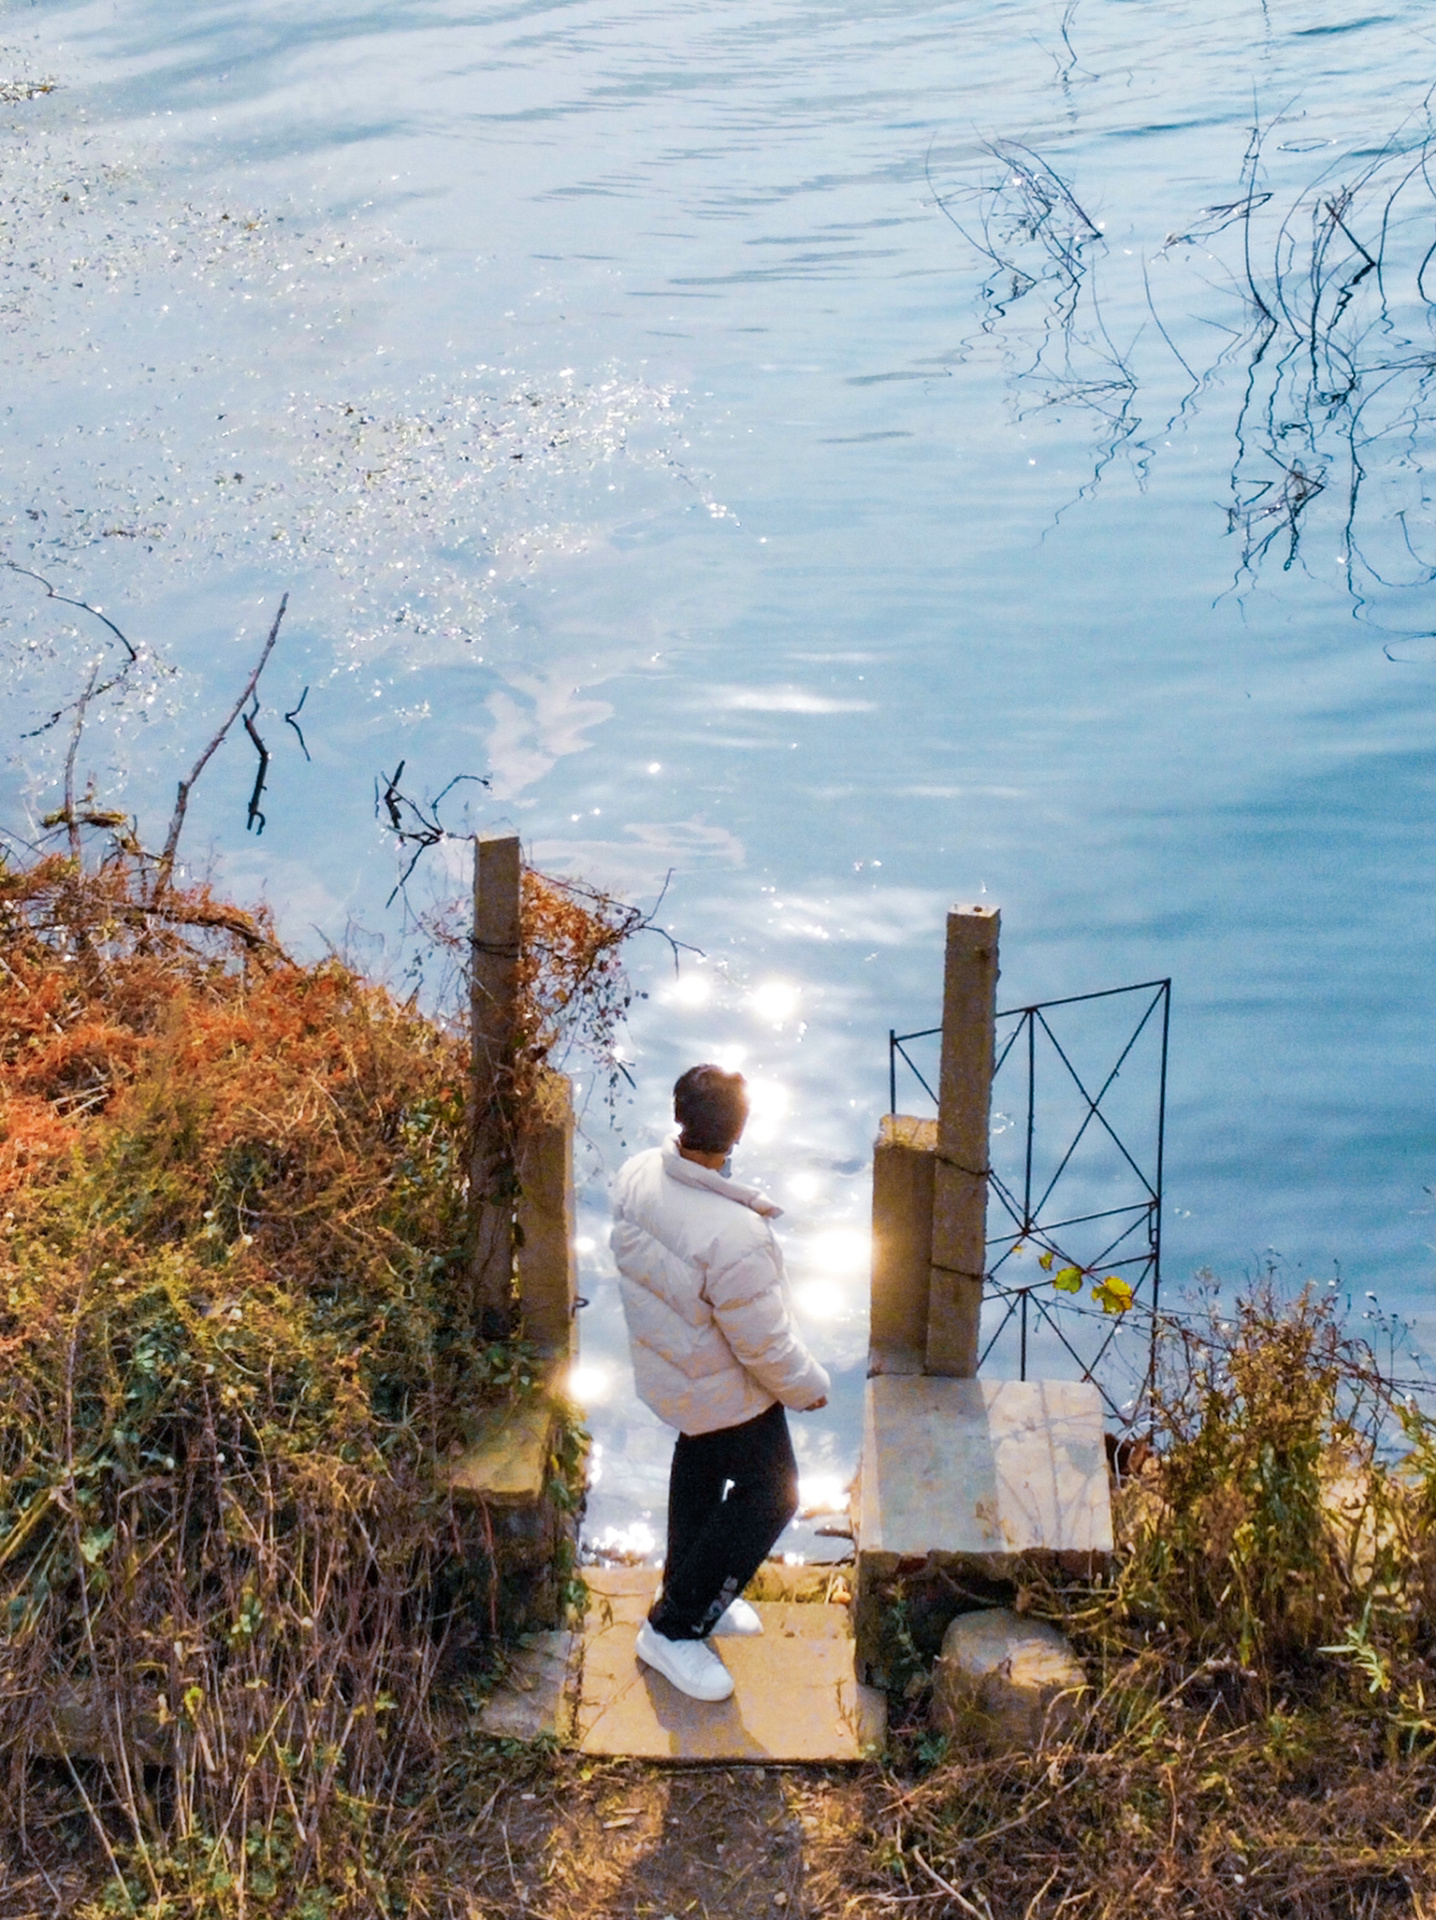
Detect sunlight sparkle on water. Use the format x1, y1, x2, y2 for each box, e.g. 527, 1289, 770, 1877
742, 1075, 790, 1144
798, 1474, 850, 1518
795, 1280, 846, 1319
587, 1520, 659, 1564
748, 980, 800, 1025
665, 971, 712, 1009
566, 1362, 613, 1407
803, 1227, 871, 1277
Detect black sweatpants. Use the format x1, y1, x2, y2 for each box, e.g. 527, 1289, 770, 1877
647, 1401, 799, 1641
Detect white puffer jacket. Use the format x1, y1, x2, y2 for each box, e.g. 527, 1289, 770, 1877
610, 1140, 831, 1436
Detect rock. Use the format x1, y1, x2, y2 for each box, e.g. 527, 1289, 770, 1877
930, 1607, 1086, 1753
448, 1395, 558, 1507
480, 1630, 577, 1742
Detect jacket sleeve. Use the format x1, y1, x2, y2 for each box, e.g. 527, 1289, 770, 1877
703, 1232, 831, 1410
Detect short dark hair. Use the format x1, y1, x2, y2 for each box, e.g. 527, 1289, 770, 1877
673, 1064, 749, 1155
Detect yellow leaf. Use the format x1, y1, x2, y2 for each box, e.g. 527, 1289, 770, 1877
1053, 1266, 1084, 1294
1038, 1250, 1055, 1272
1092, 1275, 1134, 1314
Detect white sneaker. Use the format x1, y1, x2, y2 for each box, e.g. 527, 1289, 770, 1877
635, 1621, 734, 1702
711, 1596, 764, 1637
651, 1585, 765, 1639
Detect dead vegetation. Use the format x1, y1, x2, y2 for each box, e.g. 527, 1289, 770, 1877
0, 841, 633, 1917
0, 849, 500, 1913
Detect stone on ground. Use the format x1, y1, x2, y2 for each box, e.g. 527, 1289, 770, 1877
478, 1629, 578, 1742
930, 1606, 1087, 1753
447, 1394, 557, 1505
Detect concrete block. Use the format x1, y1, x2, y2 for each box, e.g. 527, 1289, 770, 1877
930, 1607, 1087, 1753
517, 1070, 578, 1366
870, 1115, 936, 1375
853, 1376, 1112, 1680
480, 1630, 578, 1743
927, 905, 999, 1376
449, 1394, 558, 1508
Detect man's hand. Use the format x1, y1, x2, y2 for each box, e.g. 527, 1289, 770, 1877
801, 1395, 828, 1411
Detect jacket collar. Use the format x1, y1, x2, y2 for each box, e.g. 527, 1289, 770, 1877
660, 1138, 783, 1218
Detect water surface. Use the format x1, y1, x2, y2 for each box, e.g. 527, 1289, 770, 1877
4, 0, 1436, 1552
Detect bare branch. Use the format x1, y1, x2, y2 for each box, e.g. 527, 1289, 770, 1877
2, 560, 138, 661
62, 663, 100, 858
156, 594, 288, 891
374, 763, 491, 906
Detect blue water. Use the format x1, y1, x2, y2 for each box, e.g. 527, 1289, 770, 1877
4, 0, 1436, 1551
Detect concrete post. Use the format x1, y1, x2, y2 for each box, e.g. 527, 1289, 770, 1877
470, 830, 522, 1330
926, 905, 1000, 1376
517, 1070, 578, 1368
869, 1115, 937, 1376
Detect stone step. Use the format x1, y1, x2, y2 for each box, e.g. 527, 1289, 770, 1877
447, 1394, 558, 1507
571, 1567, 884, 1763
853, 1374, 1114, 1686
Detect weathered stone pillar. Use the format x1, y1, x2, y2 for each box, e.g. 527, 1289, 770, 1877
517, 1069, 578, 1368
470, 830, 521, 1331
926, 905, 1000, 1376
868, 1115, 936, 1376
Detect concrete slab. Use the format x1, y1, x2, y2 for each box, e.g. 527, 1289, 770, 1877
575, 1568, 884, 1762
448, 1395, 557, 1507
855, 1375, 1112, 1570
479, 1630, 577, 1743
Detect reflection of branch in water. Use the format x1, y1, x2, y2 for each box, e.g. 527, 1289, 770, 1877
1219, 105, 1436, 608
2, 560, 138, 662
931, 138, 1151, 501
284, 686, 312, 761
1226, 457, 1325, 573
242, 695, 270, 835
5, 559, 149, 742
937, 93, 1436, 632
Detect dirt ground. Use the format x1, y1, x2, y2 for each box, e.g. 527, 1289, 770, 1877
0, 1760, 902, 1920
432, 1760, 896, 1920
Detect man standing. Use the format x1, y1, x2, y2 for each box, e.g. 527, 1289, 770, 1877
610, 1064, 830, 1703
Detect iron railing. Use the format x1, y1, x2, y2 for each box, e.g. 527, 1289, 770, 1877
888, 978, 1171, 1422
